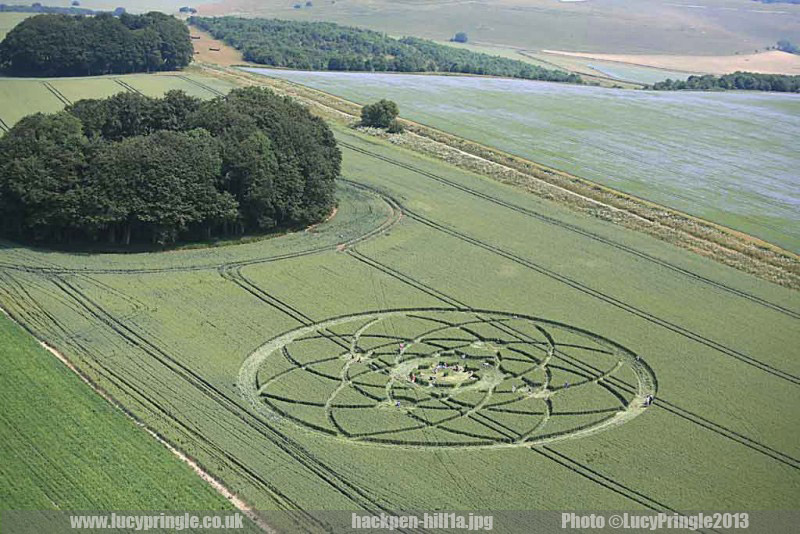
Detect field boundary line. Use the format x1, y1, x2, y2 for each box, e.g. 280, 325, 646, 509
52, 276, 405, 526
199, 65, 799, 289
15, 275, 325, 528
0, 304, 275, 533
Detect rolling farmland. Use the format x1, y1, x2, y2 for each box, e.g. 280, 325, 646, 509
246, 68, 800, 253
1, 9, 798, 527
196, 0, 800, 57
1, 123, 798, 527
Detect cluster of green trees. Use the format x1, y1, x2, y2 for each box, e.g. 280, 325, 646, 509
0, 88, 340, 246
190, 17, 583, 84
651, 72, 800, 93
0, 12, 192, 76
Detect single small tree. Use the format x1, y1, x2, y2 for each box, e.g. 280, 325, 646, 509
452, 32, 468, 44
361, 99, 399, 128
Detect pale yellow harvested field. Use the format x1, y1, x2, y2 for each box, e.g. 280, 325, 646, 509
541, 50, 800, 76
190, 28, 249, 67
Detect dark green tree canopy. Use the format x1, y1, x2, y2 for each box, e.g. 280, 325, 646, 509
190, 17, 583, 84
651, 72, 800, 93
0, 12, 193, 76
361, 100, 399, 129
0, 88, 340, 247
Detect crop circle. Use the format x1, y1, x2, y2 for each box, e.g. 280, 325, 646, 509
239, 309, 656, 448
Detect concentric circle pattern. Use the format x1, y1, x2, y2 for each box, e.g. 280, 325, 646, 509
239, 309, 656, 448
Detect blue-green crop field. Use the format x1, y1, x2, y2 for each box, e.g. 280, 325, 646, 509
246, 68, 800, 253
1, 120, 798, 530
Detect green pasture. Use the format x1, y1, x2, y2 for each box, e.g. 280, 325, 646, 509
247, 68, 800, 253
1, 124, 797, 525
0, 313, 235, 510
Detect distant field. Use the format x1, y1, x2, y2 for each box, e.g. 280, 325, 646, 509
442, 41, 692, 85
191, 27, 247, 66
247, 68, 800, 252
0, 72, 236, 130
196, 0, 800, 56
543, 50, 800, 76
0, 12, 31, 40
0, 313, 235, 511
519, 50, 693, 85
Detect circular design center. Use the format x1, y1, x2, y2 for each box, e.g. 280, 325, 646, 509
238, 309, 656, 448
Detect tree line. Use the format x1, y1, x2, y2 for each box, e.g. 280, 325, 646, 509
0, 3, 98, 15
0, 12, 192, 76
650, 72, 800, 93
0, 87, 340, 247
189, 17, 583, 84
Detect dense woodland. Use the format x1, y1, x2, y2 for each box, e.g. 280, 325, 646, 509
651, 72, 800, 93
0, 12, 192, 76
190, 17, 583, 84
0, 88, 340, 246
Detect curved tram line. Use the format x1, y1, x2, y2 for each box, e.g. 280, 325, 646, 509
0, 182, 403, 276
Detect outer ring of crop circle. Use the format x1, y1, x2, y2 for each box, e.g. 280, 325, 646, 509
238, 308, 657, 449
